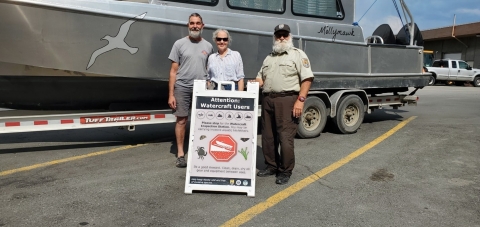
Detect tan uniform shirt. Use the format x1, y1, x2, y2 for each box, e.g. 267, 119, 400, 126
256, 47, 314, 93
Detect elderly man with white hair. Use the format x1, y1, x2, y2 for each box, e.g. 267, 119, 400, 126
253, 24, 314, 185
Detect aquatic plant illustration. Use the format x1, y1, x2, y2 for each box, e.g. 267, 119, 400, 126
239, 147, 248, 160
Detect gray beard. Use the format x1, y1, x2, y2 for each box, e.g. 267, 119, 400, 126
272, 38, 294, 53
189, 29, 202, 39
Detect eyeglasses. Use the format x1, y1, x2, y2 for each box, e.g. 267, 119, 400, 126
275, 32, 289, 38
216, 37, 229, 42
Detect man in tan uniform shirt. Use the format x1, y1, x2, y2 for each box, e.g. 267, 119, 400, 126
254, 24, 314, 185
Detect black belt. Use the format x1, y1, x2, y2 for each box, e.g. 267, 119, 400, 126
263, 91, 298, 98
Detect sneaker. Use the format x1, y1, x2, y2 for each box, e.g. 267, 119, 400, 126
175, 156, 187, 168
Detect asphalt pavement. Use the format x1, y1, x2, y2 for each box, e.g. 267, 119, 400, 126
0, 86, 479, 227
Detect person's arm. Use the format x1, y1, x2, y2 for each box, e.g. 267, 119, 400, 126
293, 78, 312, 118
206, 56, 213, 89
293, 50, 314, 118
168, 61, 179, 110
298, 78, 312, 100
236, 52, 245, 91
253, 77, 264, 88
250, 58, 266, 87
249, 76, 263, 88
237, 78, 244, 91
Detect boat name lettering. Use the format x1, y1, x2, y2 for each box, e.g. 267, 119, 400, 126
318, 26, 355, 41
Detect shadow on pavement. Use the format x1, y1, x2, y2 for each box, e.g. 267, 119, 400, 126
0, 141, 132, 154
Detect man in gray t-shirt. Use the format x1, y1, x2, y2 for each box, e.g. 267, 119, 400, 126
168, 13, 213, 168
168, 37, 212, 88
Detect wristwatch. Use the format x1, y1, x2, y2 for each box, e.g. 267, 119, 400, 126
298, 96, 306, 102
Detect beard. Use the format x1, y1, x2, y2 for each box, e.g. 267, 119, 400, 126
189, 28, 202, 39
272, 36, 294, 53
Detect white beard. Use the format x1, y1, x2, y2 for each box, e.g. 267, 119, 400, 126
272, 37, 294, 53
189, 29, 202, 39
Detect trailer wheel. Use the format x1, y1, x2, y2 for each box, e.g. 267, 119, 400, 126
297, 96, 327, 139
428, 75, 435, 86
333, 94, 365, 134
474, 77, 480, 87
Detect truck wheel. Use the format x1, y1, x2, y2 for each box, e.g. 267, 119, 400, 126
333, 94, 365, 134
297, 96, 327, 139
428, 73, 436, 85
474, 77, 480, 87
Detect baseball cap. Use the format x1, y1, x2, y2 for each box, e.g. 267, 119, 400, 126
274, 24, 290, 34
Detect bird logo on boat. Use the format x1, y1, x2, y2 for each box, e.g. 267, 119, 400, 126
86, 12, 147, 70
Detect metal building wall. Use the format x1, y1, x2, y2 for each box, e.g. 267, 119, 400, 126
424, 36, 480, 68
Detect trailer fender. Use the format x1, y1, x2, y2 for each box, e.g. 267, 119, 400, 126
329, 90, 368, 117
306, 91, 331, 113
295, 91, 330, 139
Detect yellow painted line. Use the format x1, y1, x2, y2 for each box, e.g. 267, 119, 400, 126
0, 144, 146, 177
221, 116, 417, 227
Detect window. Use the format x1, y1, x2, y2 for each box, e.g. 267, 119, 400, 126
433, 61, 446, 68
292, 0, 344, 19
451, 61, 457, 68
159, 0, 218, 6
459, 61, 468, 69
228, 0, 285, 14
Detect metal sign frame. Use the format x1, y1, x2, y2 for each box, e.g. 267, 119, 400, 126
184, 80, 259, 197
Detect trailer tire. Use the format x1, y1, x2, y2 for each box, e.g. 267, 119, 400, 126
297, 96, 327, 139
474, 76, 480, 87
333, 94, 365, 134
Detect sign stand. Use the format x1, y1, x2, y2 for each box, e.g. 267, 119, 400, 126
184, 80, 259, 197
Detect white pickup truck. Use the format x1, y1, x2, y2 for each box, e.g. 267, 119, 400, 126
426, 59, 480, 87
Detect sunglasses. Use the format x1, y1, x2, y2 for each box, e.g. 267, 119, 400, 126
275, 32, 289, 38
216, 37, 229, 42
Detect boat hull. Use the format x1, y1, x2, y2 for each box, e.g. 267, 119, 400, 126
0, 75, 170, 110
0, 0, 429, 110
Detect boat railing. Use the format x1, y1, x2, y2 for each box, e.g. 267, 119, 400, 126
365, 36, 384, 44
399, 0, 415, 46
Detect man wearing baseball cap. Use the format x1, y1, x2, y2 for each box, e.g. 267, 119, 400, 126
252, 24, 314, 185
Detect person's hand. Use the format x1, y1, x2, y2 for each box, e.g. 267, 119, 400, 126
206, 81, 212, 90
248, 79, 263, 88
292, 100, 304, 118
168, 95, 176, 110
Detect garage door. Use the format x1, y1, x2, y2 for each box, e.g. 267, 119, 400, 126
444, 53, 462, 60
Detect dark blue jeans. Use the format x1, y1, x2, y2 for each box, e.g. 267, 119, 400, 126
214, 82, 238, 91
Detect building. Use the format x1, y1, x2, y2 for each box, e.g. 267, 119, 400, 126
422, 22, 480, 68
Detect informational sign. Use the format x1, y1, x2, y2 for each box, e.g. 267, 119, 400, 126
185, 80, 259, 197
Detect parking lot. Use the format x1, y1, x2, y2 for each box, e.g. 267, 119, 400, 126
1, 86, 479, 227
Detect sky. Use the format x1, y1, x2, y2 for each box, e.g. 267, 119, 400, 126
355, 0, 480, 36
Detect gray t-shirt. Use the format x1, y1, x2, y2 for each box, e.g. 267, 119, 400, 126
168, 37, 213, 88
